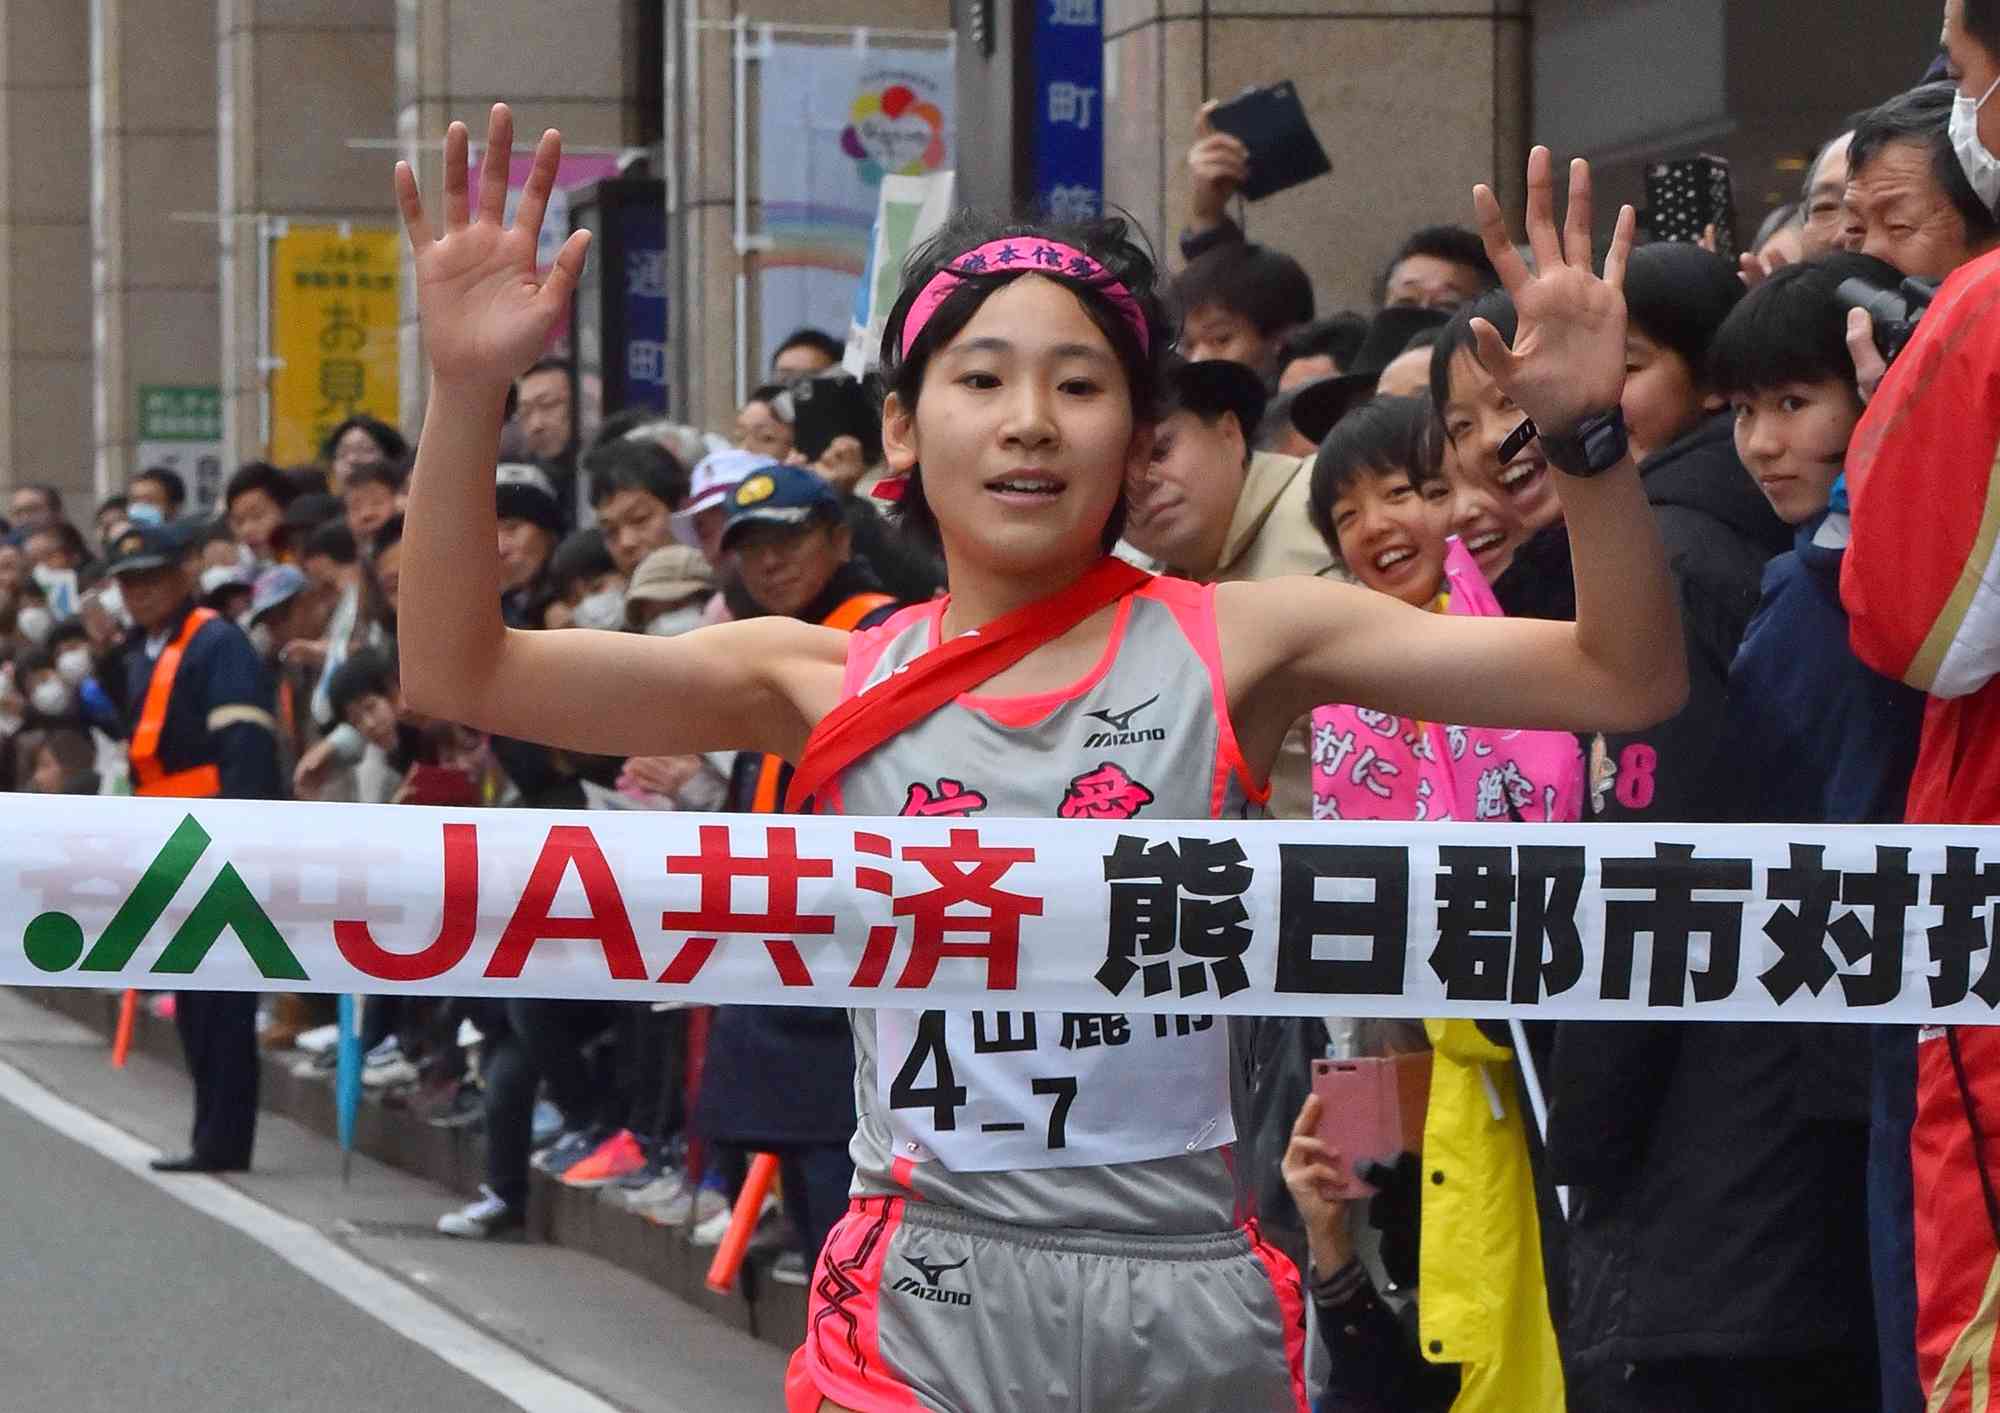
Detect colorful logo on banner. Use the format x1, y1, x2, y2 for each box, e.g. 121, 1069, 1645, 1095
268, 226, 401, 465
841, 80, 948, 186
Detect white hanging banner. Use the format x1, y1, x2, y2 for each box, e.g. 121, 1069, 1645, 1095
753, 35, 955, 370
8, 796, 1999, 1026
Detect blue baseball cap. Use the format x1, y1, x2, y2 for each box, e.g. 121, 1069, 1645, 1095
104, 522, 191, 577
718, 463, 843, 551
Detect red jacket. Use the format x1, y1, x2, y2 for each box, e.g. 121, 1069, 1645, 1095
1843, 246, 2000, 825
1841, 245, 2000, 1412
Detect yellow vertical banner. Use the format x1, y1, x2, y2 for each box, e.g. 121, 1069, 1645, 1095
268, 226, 401, 464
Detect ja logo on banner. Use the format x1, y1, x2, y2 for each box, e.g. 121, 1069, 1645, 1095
22, 815, 307, 981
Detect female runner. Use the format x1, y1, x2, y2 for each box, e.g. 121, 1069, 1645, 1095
393, 106, 1683, 1412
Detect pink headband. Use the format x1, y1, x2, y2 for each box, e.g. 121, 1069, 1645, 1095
898, 238, 1150, 362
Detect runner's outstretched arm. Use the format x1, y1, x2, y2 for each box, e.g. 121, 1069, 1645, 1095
393, 106, 842, 762
1224, 151, 1687, 757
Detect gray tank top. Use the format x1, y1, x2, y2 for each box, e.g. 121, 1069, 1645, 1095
831, 576, 1266, 1235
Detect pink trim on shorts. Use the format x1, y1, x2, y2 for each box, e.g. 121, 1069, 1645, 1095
1246, 1219, 1311, 1413
788, 1197, 928, 1413
1145, 578, 1271, 813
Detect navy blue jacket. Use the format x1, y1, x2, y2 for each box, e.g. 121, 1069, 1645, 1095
1712, 510, 1924, 825
109, 601, 284, 801
1547, 509, 1914, 1370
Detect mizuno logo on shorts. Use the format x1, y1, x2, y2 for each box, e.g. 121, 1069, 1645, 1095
893, 1253, 971, 1306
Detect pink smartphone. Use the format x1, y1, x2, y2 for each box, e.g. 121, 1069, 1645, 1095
1310, 1054, 1431, 1198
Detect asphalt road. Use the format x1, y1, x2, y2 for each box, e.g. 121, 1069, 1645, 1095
0, 1093, 517, 1411
0, 989, 787, 1412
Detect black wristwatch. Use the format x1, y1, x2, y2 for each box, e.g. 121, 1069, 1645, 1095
1501, 406, 1630, 478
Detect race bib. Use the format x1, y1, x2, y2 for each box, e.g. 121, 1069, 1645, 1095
875, 1008, 1235, 1172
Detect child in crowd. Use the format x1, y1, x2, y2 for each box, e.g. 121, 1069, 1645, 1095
1431, 251, 1788, 822
1304, 394, 1584, 824
395, 111, 1680, 1411
1704, 249, 1927, 1413
29, 726, 97, 795
1175, 240, 1316, 379
1286, 393, 1580, 1409
342, 460, 405, 550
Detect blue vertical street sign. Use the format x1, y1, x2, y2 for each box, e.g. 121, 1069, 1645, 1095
1031, 0, 1104, 221
617, 201, 670, 413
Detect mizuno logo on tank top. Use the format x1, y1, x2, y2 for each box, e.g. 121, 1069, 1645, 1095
1082, 693, 1167, 748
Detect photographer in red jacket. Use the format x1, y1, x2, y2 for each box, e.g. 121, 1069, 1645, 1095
1841, 7, 2000, 1408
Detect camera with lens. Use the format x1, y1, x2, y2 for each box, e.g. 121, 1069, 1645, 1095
1837, 270, 1941, 368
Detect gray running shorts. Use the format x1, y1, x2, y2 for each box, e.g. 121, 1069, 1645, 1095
787, 1196, 1307, 1412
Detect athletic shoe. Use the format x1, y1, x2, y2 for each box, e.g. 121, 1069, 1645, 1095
362, 1034, 401, 1065
422, 1081, 485, 1130
294, 1023, 340, 1057
768, 1251, 810, 1286
436, 1185, 524, 1239
561, 1129, 647, 1188
530, 1100, 564, 1148
629, 1177, 727, 1227
612, 1154, 674, 1194
361, 1045, 419, 1090
692, 1192, 777, 1247
530, 1127, 602, 1178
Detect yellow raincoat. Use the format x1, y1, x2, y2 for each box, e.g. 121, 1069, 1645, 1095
1416, 1019, 1566, 1412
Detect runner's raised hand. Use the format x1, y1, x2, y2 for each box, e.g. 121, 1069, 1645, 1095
1468, 147, 1636, 435
393, 104, 590, 391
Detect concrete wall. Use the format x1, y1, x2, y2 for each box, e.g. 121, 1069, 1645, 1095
0, 0, 93, 510
1104, 0, 1528, 315
394, 0, 643, 437
93, 0, 220, 504
217, 0, 398, 473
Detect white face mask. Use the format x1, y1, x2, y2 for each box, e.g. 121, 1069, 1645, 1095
572, 588, 627, 631
0, 712, 21, 739
644, 604, 704, 638
55, 646, 92, 686
97, 582, 131, 629
15, 605, 53, 647
33, 565, 78, 614
125, 501, 165, 527
1952, 74, 2000, 213
30, 678, 72, 718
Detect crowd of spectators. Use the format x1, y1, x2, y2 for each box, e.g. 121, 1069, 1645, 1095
8, 8, 2000, 1406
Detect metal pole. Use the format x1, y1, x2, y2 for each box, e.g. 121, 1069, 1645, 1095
662, 0, 684, 421
733, 14, 751, 410
258, 214, 277, 455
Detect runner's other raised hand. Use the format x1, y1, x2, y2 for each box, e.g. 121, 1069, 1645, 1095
393, 104, 590, 391
1468, 147, 1637, 435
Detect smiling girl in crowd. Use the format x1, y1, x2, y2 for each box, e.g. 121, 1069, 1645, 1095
394, 109, 1682, 1411
1430, 241, 1788, 822
1304, 393, 1583, 823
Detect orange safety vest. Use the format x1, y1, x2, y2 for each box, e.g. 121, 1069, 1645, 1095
130, 607, 223, 798
747, 592, 894, 814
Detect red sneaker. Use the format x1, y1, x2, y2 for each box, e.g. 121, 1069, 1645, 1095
560, 1128, 647, 1188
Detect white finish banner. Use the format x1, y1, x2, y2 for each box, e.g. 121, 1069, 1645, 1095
8, 797, 1999, 1026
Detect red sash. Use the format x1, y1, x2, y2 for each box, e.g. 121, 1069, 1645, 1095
783, 557, 1150, 812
